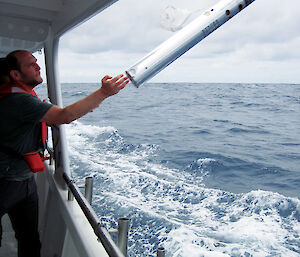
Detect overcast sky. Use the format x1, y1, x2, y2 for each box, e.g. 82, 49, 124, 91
37, 0, 300, 84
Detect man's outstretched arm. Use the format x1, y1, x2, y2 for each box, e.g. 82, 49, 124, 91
40, 74, 129, 125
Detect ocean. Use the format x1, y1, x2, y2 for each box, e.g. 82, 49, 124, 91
37, 82, 300, 257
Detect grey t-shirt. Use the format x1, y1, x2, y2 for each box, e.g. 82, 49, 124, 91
0, 93, 53, 181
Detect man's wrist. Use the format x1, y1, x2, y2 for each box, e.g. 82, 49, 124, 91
97, 88, 110, 99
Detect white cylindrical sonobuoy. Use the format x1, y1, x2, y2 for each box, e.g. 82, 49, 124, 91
125, 0, 256, 87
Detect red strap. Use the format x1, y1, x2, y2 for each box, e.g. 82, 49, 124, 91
41, 119, 47, 145
33, 90, 48, 145
32, 90, 38, 97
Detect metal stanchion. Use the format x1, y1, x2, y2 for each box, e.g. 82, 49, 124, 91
84, 176, 93, 204
117, 218, 130, 256
157, 247, 165, 257
68, 188, 74, 201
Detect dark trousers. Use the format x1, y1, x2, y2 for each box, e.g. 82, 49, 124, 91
0, 176, 41, 257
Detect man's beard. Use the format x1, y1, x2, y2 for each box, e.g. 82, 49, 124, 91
20, 72, 42, 87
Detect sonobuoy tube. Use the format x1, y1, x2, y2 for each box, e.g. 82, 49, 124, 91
125, 0, 256, 87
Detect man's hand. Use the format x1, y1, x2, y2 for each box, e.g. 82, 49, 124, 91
100, 74, 129, 97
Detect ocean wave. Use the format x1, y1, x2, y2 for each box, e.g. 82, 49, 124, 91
163, 191, 300, 257
65, 114, 300, 256
227, 127, 270, 134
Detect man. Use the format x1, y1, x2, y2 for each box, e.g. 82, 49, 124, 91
0, 50, 129, 257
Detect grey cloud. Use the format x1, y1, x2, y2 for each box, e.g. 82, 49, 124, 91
61, 0, 171, 54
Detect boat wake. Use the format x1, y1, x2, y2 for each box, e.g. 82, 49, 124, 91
65, 121, 300, 257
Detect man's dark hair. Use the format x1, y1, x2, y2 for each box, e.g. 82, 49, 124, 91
0, 57, 10, 85
6, 50, 24, 72
4, 50, 29, 83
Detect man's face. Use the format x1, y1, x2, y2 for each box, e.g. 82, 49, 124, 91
15, 51, 43, 86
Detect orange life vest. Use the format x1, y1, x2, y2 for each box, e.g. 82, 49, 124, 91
0, 83, 48, 172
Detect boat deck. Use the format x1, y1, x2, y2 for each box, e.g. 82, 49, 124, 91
0, 214, 17, 257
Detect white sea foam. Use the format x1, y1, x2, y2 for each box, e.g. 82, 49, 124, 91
197, 158, 215, 164
162, 190, 300, 256
66, 121, 300, 257
164, 227, 229, 257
